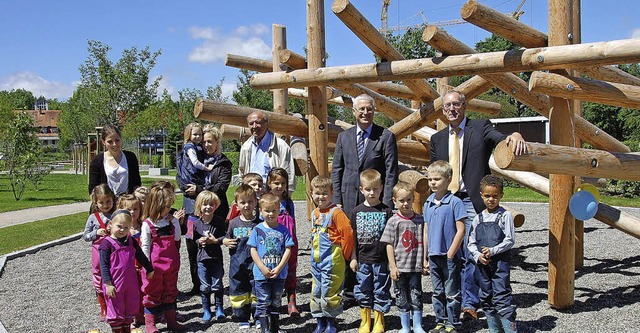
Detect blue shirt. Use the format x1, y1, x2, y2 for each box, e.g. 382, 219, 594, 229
250, 130, 272, 185
423, 191, 467, 257
247, 222, 294, 281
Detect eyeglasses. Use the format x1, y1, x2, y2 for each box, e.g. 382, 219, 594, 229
353, 106, 375, 113
443, 101, 464, 109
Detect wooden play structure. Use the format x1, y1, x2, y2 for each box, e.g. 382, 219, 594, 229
194, 0, 640, 308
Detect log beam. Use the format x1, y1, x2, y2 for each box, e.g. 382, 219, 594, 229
494, 141, 640, 181
249, 39, 640, 90
529, 71, 640, 110
399, 169, 429, 214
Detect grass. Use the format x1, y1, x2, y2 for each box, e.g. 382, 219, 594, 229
0, 173, 89, 212
0, 212, 87, 255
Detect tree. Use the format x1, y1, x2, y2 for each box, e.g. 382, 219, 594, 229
0, 89, 36, 110
77, 40, 161, 128
57, 86, 95, 148
0, 112, 50, 200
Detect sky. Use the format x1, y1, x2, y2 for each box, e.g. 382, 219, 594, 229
1, 0, 639, 102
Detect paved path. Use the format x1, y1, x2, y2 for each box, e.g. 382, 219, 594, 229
0, 201, 91, 229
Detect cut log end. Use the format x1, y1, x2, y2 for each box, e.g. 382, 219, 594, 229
493, 140, 516, 169
331, 0, 349, 14
422, 25, 438, 42
194, 98, 204, 118
460, 0, 479, 20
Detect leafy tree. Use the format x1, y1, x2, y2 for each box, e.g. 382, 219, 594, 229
384, 24, 435, 60
77, 40, 161, 128
0, 89, 36, 110
58, 86, 95, 148
0, 112, 50, 200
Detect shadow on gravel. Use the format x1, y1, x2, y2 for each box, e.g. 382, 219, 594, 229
576, 255, 640, 278
518, 314, 559, 332
510, 247, 548, 272
572, 284, 640, 313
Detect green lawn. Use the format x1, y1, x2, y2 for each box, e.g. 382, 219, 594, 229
0, 212, 87, 255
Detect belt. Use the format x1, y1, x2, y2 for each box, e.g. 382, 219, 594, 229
454, 191, 469, 199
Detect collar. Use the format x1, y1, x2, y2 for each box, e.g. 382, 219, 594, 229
252, 130, 272, 148
356, 124, 373, 137
449, 117, 467, 134
427, 191, 454, 204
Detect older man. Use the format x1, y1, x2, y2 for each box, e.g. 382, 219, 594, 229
238, 110, 295, 195
331, 93, 399, 306
430, 89, 526, 321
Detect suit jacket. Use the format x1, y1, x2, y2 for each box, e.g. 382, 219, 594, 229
331, 123, 398, 216
430, 118, 506, 213
88, 150, 142, 195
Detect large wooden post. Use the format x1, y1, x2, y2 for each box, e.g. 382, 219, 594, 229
547, 0, 575, 308
306, 0, 328, 215
571, 1, 584, 269
272, 24, 288, 141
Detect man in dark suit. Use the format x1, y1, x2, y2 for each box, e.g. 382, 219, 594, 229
331, 93, 399, 306
430, 90, 526, 320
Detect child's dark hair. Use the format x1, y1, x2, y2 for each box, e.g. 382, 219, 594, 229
90, 184, 116, 214
267, 167, 290, 200
480, 174, 504, 193
235, 183, 257, 202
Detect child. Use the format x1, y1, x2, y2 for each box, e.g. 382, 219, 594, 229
349, 169, 393, 333
133, 186, 148, 206
248, 193, 294, 333
177, 122, 211, 295
266, 167, 300, 316
192, 190, 228, 322
227, 172, 264, 223
423, 161, 467, 333
99, 209, 154, 333
225, 184, 262, 329
468, 175, 517, 333
116, 194, 145, 329
380, 181, 427, 333
140, 181, 185, 333
83, 184, 116, 320
308, 175, 355, 333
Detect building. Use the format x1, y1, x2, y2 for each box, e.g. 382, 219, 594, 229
14, 97, 61, 149
491, 116, 549, 144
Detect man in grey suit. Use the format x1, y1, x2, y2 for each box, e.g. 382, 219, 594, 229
331, 93, 399, 305
430, 89, 526, 321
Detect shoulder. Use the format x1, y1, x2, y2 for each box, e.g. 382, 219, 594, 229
91, 152, 106, 164
123, 150, 138, 161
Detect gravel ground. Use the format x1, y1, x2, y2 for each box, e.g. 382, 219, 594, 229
1, 202, 640, 333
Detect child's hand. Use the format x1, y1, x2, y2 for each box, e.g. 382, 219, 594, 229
197, 237, 208, 246
173, 208, 186, 222
478, 253, 490, 265
270, 266, 283, 278
223, 238, 238, 249
146, 271, 155, 280
206, 164, 214, 172
422, 259, 430, 276
349, 259, 358, 273
105, 285, 116, 298
259, 265, 271, 277
390, 266, 400, 281
481, 246, 491, 258
97, 228, 107, 237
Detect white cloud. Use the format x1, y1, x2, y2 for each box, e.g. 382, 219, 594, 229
221, 82, 237, 104
0, 72, 76, 100
188, 24, 271, 64
156, 75, 176, 99
632, 28, 640, 39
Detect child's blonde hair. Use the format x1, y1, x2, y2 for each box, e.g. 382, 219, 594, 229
267, 167, 290, 200
133, 186, 149, 205
194, 190, 221, 217
427, 160, 453, 179
183, 122, 202, 143
259, 193, 280, 210
310, 175, 332, 191
143, 181, 175, 221
117, 194, 142, 222
392, 181, 415, 198
90, 184, 116, 214
242, 173, 263, 186
110, 209, 133, 229
359, 169, 382, 188
235, 184, 257, 202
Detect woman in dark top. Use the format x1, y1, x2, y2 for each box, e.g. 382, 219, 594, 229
89, 125, 142, 196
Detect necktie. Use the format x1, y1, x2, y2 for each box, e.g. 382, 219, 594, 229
357, 130, 366, 162
449, 127, 461, 193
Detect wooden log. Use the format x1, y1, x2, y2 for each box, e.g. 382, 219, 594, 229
290, 138, 308, 176
422, 25, 630, 153
272, 24, 288, 141
399, 169, 429, 214
461, 0, 548, 48
279, 49, 307, 69
494, 141, 640, 181
577, 65, 640, 87
220, 124, 251, 142
225, 54, 272, 72
501, 203, 525, 228
331, 0, 440, 103
529, 71, 640, 110
249, 39, 640, 90
571, 0, 584, 270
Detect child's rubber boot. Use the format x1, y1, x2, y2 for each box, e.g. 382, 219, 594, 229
269, 313, 282, 333
201, 293, 212, 322
312, 317, 327, 333
259, 316, 269, 333
214, 291, 225, 320
164, 303, 187, 331
398, 310, 411, 333
97, 292, 107, 321
412, 310, 427, 333
325, 317, 338, 333
358, 307, 371, 333
372, 310, 385, 333
499, 314, 518, 333
287, 291, 300, 317
143, 308, 159, 333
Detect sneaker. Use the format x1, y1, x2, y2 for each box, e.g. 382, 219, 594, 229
238, 321, 250, 329
462, 308, 478, 321
255, 319, 262, 330
428, 323, 446, 333
444, 327, 458, 333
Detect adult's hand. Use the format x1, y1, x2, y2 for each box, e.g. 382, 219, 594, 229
505, 132, 528, 155
185, 184, 197, 196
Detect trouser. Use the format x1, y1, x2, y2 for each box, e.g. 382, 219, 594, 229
355, 262, 392, 313
429, 255, 462, 329
476, 252, 516, 322
394, 272, 423, 312
461, 196, 480, 310
254, 279, 285, 318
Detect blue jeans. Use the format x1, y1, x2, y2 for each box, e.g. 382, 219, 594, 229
461, 196, 480, 310
429, 255, 462, 329
476, 252, 516, 322
394, 272, 423, 312
354, 262, 392, 313
197, 259, 224, 294
254, 278, 285, 319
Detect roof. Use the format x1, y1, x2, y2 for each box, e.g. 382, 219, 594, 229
14, 110, 61, 128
